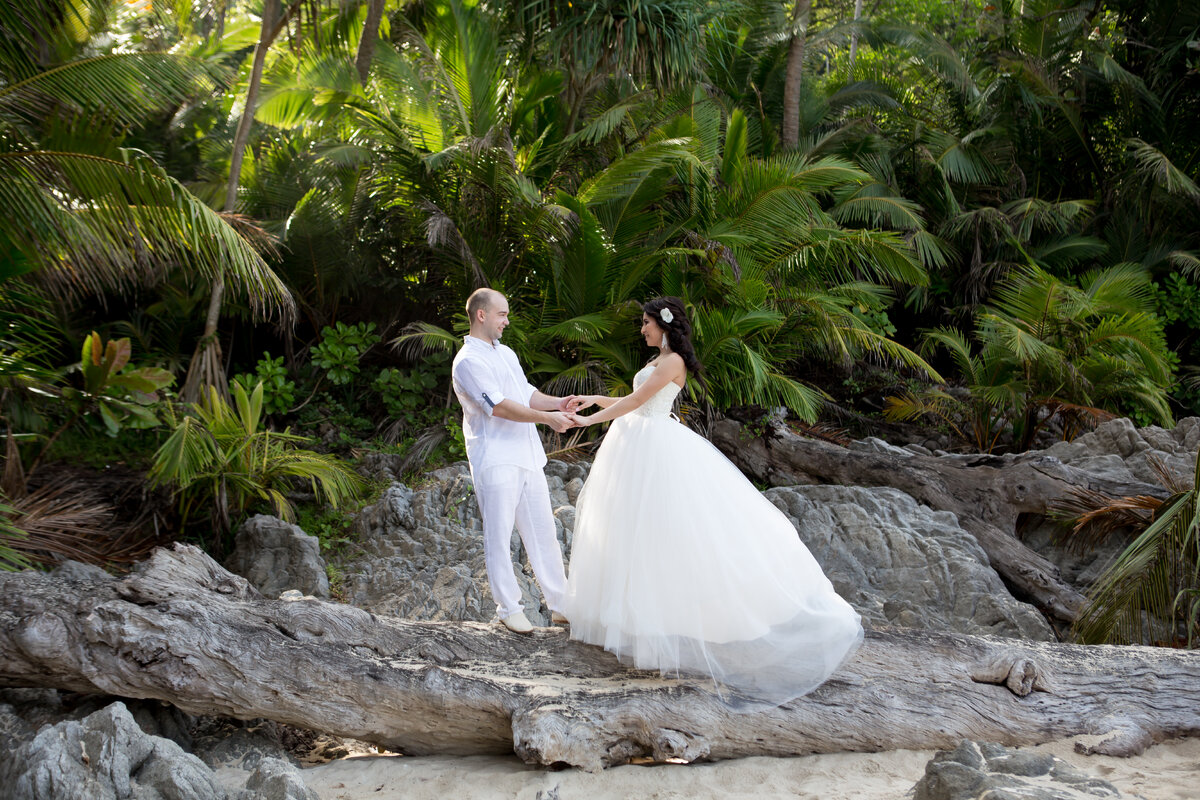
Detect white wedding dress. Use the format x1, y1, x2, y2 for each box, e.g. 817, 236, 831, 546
564, 364, 863, 704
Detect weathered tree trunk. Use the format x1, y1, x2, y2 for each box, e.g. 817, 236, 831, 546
710, 418, 1171, 626
781, 0, 812, 150
3, 545, 1198, 771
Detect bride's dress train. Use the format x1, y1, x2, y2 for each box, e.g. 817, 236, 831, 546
564, 365, 863, 704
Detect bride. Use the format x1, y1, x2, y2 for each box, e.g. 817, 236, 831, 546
563, 297, 863, 704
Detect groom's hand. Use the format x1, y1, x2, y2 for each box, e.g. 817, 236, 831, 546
544, 410, 574, 433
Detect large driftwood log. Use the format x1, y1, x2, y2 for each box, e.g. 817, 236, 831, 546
710, 419, 1170, 625
3, 545, 1199, 771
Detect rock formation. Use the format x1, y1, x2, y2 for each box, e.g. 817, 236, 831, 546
2, 545, 1199, 772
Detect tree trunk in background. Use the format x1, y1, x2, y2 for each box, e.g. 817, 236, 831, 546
183, 0, 280, 402
848, 0, 864, 76
781, 0, 812, 150
354, 0, 386, 85
2, 545, 1199, 771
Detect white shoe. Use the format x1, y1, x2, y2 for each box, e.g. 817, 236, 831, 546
550, 611, 569, 625
500, 612, 533, 634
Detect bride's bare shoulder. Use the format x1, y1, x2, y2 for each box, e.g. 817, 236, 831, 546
658, 352, 685, 370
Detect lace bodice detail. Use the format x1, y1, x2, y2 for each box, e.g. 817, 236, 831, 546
632, 364, 682, 418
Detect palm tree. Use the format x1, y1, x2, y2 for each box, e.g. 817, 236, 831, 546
185, 0, 305, 401
780, 0, 812, 150
0, 1, 292, 319
887, 263, 1173, 452
355, 0, 388, 84
1071, 446, 1200, 647
509, 0, 710, 137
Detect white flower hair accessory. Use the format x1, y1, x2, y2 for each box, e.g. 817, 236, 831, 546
659, 308, 674, 324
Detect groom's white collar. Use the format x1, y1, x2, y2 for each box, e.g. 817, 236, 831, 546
464, 334, 499, 349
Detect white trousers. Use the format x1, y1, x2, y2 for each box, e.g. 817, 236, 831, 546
471, 464, 567, 619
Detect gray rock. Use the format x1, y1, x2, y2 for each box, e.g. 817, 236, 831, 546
355, 451, 409, 484
127, 700, 196, 751
342, 460, 1051, 640
1017, 517, 1127, 593
242, 758, 319, 800
226, 515, 329, 599
341, 462, 573, 627
913, 740, 1125, 800
766, 486, 1055, 640
1038, 417, 1199, 486
0, 701, 226, 800
0, 702, 36, 749
849, 437, 917, 458
0, 688, 69, 733
50, 560, 112, 582
1015, 417, 1200, 594
192, 719, 295, 772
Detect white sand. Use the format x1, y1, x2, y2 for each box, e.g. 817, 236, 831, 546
301, 736, 1200, 800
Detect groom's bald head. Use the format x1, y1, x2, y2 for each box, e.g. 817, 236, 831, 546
467, 288, 510, 342
467, 288, 504, 324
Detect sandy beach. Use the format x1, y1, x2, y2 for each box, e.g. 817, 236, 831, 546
300, 735, 1200, 800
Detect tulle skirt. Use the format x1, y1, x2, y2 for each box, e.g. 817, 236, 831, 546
564, 411, 863, 705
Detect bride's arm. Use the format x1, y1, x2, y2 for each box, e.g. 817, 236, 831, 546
575, 356, 685, 426
585, 394, 620, 409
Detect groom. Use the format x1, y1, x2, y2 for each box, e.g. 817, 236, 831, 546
451, 288, 579, 633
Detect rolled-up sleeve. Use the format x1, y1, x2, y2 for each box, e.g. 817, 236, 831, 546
454, 357, 506, 417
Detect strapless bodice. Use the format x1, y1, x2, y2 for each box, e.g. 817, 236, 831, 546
632, 364, 682, 418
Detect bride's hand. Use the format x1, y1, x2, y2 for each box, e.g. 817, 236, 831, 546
567, 412, 592, 427
573, 395, 599, 412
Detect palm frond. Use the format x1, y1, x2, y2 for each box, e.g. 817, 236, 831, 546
391, 321, 462, 360
576, 138, 700, 206
0, 149, 294, 321
1167, 250, 1200, 278
0, 53, 224, 131
1129, 138, 1200, 201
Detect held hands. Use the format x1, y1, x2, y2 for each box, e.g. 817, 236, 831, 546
557, 395, 596, 413
545, 397, 599, 432
549, 395, 598, 431
545, 410, 596, 432
544, 411, 575, 434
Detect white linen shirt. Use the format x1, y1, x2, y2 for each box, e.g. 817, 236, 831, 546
451, 335, 547, 473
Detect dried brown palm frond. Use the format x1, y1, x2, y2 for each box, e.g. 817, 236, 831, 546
1049, 486, 1163, 553
1, 475, 163, 568
787, 420, 853, 446
217, 212, 282, 260
1050, 453, 1190, 554
1043, 399, 1117, 443
1147, 452, 1193, 494
544, 427, 600, 462
2, 479, 114, 567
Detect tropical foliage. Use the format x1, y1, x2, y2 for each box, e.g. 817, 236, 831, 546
1068, 448, 1200, 647
886, 264, 1173, 451
149, 382, 366, 545
1, 0, 1197, 577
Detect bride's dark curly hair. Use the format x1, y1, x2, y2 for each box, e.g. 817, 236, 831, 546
642, 296, 704, 379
